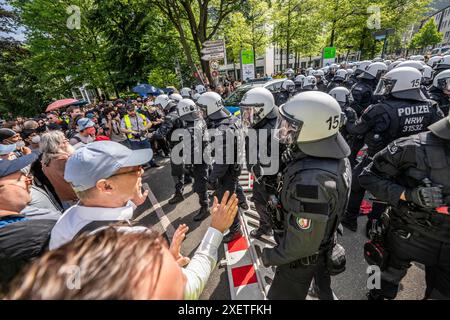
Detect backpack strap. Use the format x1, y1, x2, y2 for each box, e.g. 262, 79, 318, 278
74, 220, 132, 239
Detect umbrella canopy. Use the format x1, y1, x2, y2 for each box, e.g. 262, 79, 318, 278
133, 84, 160, 96
46, 99, 81, 112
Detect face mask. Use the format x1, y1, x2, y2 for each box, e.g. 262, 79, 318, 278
85, 127, 96, 136
31, 136, 41, 144
16, 141, 25, 149
0, 143, 16, 155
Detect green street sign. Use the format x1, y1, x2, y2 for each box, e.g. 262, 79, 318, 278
323, 47, 336, 59
241, 49, 254, 65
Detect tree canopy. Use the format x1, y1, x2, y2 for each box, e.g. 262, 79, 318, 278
0, 0, 437, 116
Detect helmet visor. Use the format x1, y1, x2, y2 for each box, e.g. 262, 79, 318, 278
374, 78, 397, 97
437, 78, 450, 92
274, 109, 303, 145
240, 104, 265, 128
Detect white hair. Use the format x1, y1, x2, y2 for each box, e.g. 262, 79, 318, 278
40, 131, 74, 165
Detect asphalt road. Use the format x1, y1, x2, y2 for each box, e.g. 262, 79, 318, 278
134, 155, 428, 300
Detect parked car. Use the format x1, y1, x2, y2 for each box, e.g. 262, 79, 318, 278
224, 79, 286, 114
430, 46, 450, 56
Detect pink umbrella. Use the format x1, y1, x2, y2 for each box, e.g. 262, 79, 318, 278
46, 99, 79, 112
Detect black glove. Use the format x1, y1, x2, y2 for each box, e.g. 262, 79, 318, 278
207, 180, 218, 191
406, 186, 444, 209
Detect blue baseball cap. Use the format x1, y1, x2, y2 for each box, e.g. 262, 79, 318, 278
0, 152, 39, 178
0, 143, 16, 156
64, 141, 153, 192
77, 118, 95, 132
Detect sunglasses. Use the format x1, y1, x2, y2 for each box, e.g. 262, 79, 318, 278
109, 166, 144, 179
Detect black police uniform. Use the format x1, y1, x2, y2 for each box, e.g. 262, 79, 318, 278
261, 151, 351, 300
345, 75, 357, 90
208, 113, 245, 240
325, 73, 334, 83
245, 109, 279, 236
429, 86, 450, 116
350, 78, 378, 117
327, 79, 345, 93
343, 96, 444, 231
360, 131, 450, 299
273, 90, 291, 107
316, 80, 329, 93
154, 103, 184, 199
178, 117, 210, 215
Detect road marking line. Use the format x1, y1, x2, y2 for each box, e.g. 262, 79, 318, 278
140, 183, 176, 239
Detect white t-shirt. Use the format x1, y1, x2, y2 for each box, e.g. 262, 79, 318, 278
49, 202, 135, 250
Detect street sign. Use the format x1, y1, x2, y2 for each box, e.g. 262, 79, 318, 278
241, 49, 255, 80
372, 28, 395, 39
201, 46, 224, 55
211, 70, 219, 78
210, 60, 219, 70
201, 52, 225, 61
323, 47, 336, 59
203, 40, 224, 47
322, 47, 336, 67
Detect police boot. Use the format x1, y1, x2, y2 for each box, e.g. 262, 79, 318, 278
193, 206, 209, 222
367, 289, 385, 300
223, 228, 243, 244
340, 216, 357, 232
169, 193, 184, 205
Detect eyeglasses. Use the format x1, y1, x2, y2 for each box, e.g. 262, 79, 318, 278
109, 166, 144, 179
0, 173, 33, 189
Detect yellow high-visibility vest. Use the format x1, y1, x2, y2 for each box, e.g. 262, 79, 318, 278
123, 114, 147, 139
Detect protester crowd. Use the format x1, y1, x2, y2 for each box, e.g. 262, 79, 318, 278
1, 53, 450, 300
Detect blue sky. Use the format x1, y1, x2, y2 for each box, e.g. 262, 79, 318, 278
1, 0, 26, 41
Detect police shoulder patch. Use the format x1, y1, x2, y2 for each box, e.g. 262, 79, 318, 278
297, 218, 312, 231
387, 143, 399, 155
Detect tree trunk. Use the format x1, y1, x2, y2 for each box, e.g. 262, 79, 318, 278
252, 43, 257, 77
330, 20, 336, 47
280, 47, 283, 73
286, 0, 291, 70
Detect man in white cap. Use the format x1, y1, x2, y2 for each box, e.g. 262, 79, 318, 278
49, 141, 153, 250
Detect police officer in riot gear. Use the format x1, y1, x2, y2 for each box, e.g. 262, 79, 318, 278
326, 64, 339, 82
169, 93, 183, 105
313, 70, 328, 92
345, 68, 356, 89
422, 65, 434, 87
328, 87, 358, 145
152, 96, 187, 204
351, 61, 387, 116
173, 99, 210, 221
360, 115, 450, 300
197, 92, 246, 243
429, 70, 450, 116
301, 76, 318, 92
180, 87, 193, 99
240, 87, 280, 239
434, 55, 450, 76
260, 91, 351, 300
294, 75, 306, 93
397, 60, 431, 99
428, 56, 443, 69
341, 67, 444, 234
274, 79, 296, 106
327, 69, 348, 92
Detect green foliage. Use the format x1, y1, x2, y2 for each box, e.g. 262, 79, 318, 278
409, 18, 443, 50
0, 0, 441, 116
147, 66, 179, 88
